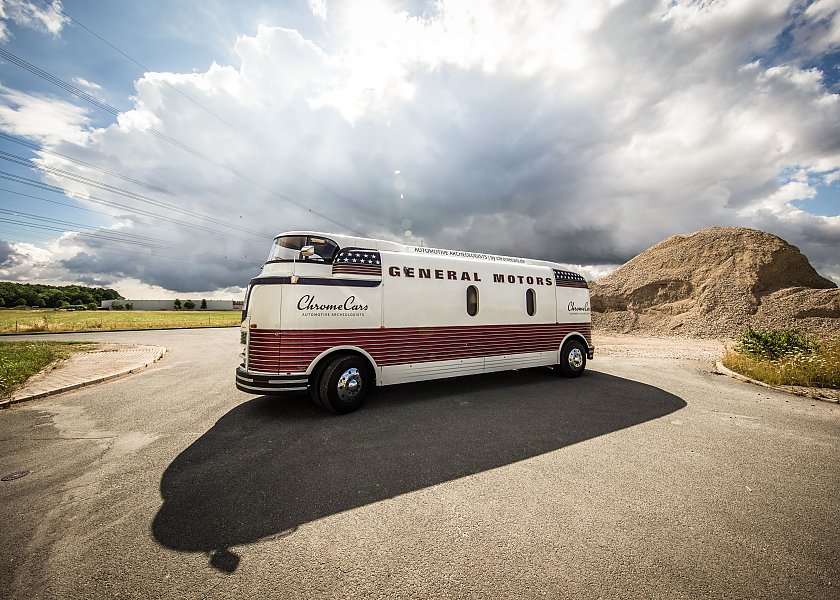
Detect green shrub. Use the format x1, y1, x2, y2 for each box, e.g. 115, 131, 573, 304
735, 327, 817, 360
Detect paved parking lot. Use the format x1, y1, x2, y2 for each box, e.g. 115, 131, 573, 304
1, 328, 838, 598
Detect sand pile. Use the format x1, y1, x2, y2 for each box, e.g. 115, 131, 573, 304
589, 227, 839, 338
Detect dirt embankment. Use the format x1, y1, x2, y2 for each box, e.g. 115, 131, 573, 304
589, 227, 839, 339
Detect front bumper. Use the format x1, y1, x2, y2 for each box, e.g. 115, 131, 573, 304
235, 365, 310, 395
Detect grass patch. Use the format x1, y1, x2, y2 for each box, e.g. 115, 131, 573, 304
0, 309, 240, 334
723, 328, 840, 389
0, 341, 95, 398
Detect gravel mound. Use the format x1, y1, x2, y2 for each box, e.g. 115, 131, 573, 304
590, 227, 839, 339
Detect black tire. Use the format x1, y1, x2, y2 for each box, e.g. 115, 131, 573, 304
558, 340, 586, 378
315, 355, 372, 414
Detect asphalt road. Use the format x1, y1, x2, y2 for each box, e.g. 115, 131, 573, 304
1, 328, 837, 599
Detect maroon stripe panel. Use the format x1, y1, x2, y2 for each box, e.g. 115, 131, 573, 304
249, 323, 592, 374
554, 281, 589, 289
247, 330, 280, 372
332, 266, 382, 276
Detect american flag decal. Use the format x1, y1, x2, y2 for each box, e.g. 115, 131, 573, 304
554, 269, 588, 289
332, 248, 382, 277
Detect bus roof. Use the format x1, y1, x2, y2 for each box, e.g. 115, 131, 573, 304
275, 231, 577, 272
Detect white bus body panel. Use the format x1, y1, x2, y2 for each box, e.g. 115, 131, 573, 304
383, 357, 486, 385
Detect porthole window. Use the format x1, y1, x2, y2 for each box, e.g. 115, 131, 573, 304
526, 288, 537, 316
466, 285, 479, 316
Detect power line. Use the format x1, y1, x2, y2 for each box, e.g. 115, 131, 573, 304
0, 47, 119, 114
0, 217, 178, 250
1, 186, 116, 217
0, 132, 177, 198
0, 210, 260, 267
0, 47, 368, 236
0, 186, 254, 247
0, 209, 192, 251
58, 5, 375, 223
57, 7, 244, 133
0, 207, 189, 249
0, 46, 211, 168
0, 133, 280, 247
0, 170, 265, 247
0, 190, 263, 267
0, 227, 55, 243
0, 224, 257, 267
79, 243, 258, 267
0, 149, 267, 240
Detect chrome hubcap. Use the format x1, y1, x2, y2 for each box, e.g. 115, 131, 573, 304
337, 367, 362, 401
568, 348, 584, 370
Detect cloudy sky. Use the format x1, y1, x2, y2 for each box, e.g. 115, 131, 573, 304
0, 0, 838, 298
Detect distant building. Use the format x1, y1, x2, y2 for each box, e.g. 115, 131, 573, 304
100, 299, 244, 311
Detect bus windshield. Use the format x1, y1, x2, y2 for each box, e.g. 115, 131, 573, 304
266, 235, 339, 263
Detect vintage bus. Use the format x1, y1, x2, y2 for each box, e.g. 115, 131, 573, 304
236, 231, 594, 413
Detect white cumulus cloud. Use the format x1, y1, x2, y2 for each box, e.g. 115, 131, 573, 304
0, 86, 90, 144
0, 0, 67, 42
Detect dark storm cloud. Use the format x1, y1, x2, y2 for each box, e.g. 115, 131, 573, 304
58, 238, 263, 292
0, 240, 22, 268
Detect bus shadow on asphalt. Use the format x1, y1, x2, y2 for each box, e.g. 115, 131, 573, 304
151, 368, 685, 572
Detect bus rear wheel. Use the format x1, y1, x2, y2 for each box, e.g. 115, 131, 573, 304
557, 340, 586, 378
315, 355, 372, 414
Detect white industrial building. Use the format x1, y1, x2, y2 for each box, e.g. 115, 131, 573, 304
100, 299, 244, 311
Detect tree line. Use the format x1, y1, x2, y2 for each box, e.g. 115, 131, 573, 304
0, 282, 122, 309
173, 299, 208, 310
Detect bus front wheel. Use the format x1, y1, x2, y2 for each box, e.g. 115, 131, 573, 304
316, 355, 372, 414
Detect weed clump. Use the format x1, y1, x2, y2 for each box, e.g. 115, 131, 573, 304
724, 328, 839, 389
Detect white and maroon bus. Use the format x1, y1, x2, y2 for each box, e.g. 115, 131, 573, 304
236, 231, 594, 413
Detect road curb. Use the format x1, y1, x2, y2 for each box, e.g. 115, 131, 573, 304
714, 361, 839, 403
2, 346, 167, 408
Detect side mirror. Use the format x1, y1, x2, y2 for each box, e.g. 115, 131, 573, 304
291, 246, 316, 284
